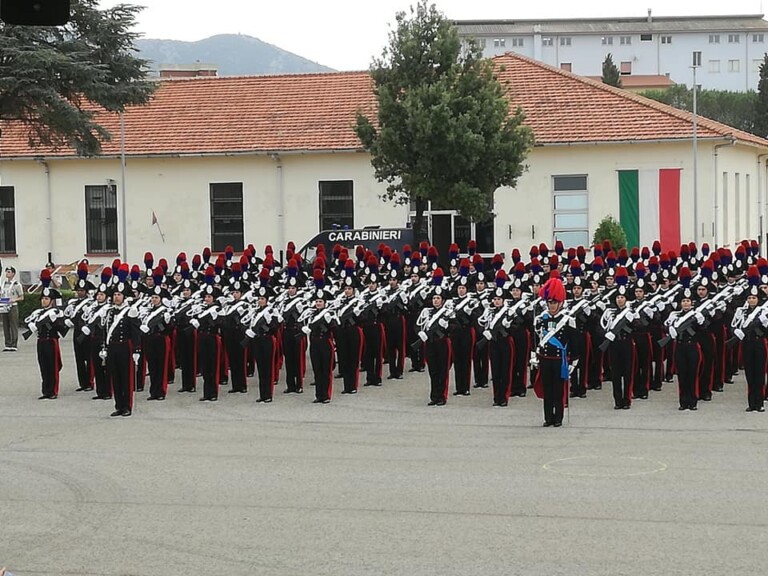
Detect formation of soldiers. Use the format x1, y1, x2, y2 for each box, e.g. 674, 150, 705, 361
24, 237, 768, 424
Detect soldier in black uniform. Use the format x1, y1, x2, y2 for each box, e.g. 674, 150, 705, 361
104, 282, 142, 416
83, 283, 112, 400
382, 256, 409, 381
601, 280, 636, 410
479, 279, 514, 407
246, 285, 281, 403
665, 286, 706, 411
173, 279, 198, 393
28, 279, 66, 400
448, 268, 478, 396
278, 271, 308, 394
221, 280, 250, 395
416, 285, 454, 406
471, 271, 491, 389
334, 273, 363, 394
64, 263, 95, 392
191, 285, 222, 402
139, 285, 173, 401
730, 266, 767, 412
302, 288, 338, 404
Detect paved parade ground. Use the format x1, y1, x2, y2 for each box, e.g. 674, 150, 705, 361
1, 341, 768, 576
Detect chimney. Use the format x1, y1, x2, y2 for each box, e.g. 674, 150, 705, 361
647, 8, 652, 24
158, 62, 218, 79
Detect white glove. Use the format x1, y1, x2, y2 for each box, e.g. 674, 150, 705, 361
376, 298, 384, 308
28, 322, 38, 333
246, 328, 256, 339
127, 307, 138, 318
695, 312, 705, 324
502, 318, 512, 329
140, 324, 150, 334
301, 325, 312, 336
626, 311, 636, 322
668, 326, 678, 339
400, 292, 408, 304
190, 319, 200, 329
760, 312, 768, 326
644, 307, 654, 319
596, 301, 606, 311
604, 331, 616, 342
418, 330, 428, 342
438, 318, 449, 329
583, 305, 592, 316
98, 349, 107, 360
210, 310, 218, 320
162, 298, 173, 307
734, 286, 744, 296
568, 317, 577, 328
132, 353, 141, 364
529, 352, 539, 368
81, 326, 91, 336
64, 318, 74, 328
163, 312, 172, 324
656, 301, 666, 312
483, 330, 493, 341
734, 328, 745, 340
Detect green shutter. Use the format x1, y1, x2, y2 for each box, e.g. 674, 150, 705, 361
618, 170, 639, 249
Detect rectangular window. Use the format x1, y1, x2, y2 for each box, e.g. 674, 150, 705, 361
620, 61, 632, 75
753, 33, 765, 43
209, 182, 244, 252
620, 36, 632, 45
560, 62, 572, 72
542, 36, 553, 46
493, 38, 506, 47
709, 34, 720, 44
553, 175, 588, 248
319, 180, 354, 232
729, 59, 741, 73
85, 185, 118, 254
709, 59, 721, 73
560, 37, 572, 46
728, 34, 740, 43
661, 35, 672, 44
511, 37, 524, 47
640, 33, 652, 41
0, 186, 16, 254
601, 36, 613, 45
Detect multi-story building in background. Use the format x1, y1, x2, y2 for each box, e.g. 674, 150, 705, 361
455, 11, 768, 91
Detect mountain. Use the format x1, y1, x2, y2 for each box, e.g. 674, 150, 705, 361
136, 34, 335, 77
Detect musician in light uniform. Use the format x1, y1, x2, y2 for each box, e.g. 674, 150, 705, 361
730, 266, 767, 412
416, 285, 452, 406
28, 278, 66, 400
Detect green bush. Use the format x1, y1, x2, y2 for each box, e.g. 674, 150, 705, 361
17, 290, 75, 325
592, 215, 627, 251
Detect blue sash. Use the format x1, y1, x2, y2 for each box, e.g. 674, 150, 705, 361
543, 314, 570, 379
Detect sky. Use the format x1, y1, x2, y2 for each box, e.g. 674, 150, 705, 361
100, 0, 767, 70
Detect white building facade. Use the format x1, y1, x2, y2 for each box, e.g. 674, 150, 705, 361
456, 13, 768, 91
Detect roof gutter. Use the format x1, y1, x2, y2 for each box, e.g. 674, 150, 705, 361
536, 136, 738, 147
3, 148, 366, 162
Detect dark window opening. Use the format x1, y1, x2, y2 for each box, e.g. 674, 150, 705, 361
210, 182, 244, 252
85, 185, 118, 253
319, 180, 354, 231
0, 186, 16, 253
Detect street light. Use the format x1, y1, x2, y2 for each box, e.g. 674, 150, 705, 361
692, 51, 701, 245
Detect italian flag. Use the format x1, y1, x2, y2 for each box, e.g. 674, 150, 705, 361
618, 169, 681, 251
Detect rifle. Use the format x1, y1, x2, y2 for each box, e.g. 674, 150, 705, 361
411, 305, 454, 349
598, 307, 634, 352
726, 300, 768, 348
22, 307, 66, 340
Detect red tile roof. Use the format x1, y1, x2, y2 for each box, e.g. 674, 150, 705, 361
584, 75, 675, 89
1, 52, 765, 159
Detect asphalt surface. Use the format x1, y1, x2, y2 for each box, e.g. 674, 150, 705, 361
1, 340, 767, 576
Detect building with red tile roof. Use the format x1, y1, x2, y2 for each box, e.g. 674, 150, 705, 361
0, 53, 765, 271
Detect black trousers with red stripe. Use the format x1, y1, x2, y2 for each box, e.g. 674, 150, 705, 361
253, 335, 276, 400
385, 314, 407, 378
742, 338, 766, 410
224, 330, 248, 393
175, 327, 197, 391
675, 341, 701, 409
362, 321, 384, 385
282, 326, 305, 392
73, 334, 92, 390
632, 331, 652, 397
310, 334, 334, 401
608, 338, 634, 408
37, 337, 61, 398
510, 327, 531, 396
451, 325, 474, 394
336, 324, 362, 392
107, 341, 134, 413
146, 333, 170, 399
198, 333, 220, 400
489, 336, 512, 404
426, 336, 451, 403
698, 332, 715, 400
90, 339, 111, 398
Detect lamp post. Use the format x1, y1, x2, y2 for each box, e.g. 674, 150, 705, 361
691, 51, 701, 245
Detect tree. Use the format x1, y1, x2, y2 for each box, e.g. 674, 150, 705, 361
592, 215, 627, 251
0, 0, 155, 156
601, 53, 622, 88
354, 1, 534, 241
753, 53, 768, 138
641, 84, 758, 135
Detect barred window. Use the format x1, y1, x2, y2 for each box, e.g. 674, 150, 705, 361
85, 185, 118, 253
210, 182, 244, 252
0, 187, 16, 253
319, 180, 354, 231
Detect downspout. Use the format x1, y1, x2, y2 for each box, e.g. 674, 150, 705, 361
38, 160, 53, 262
271, 154, 285, 254
713, 138, 736, 248
759, 153, 768, 253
